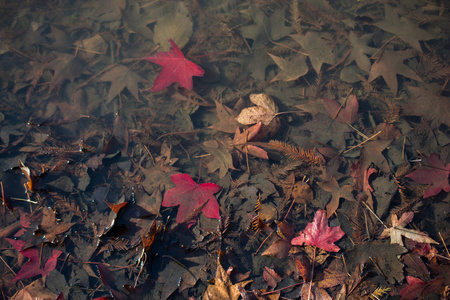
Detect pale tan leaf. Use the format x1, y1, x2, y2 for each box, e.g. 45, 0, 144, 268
380, 212, 439, 246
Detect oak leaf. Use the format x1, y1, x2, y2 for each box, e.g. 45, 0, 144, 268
291, 209, 345, 252
142, 39, 204, 92
162, 173, 221, 228
380, 212, 438, 246
405, 153, 450, 198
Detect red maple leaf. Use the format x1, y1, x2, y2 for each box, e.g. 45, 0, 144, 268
405, 153, 450, 198
6, 238, 62, 285
162, 173, 221, 228
291, 209, 345, 252
142, 39, 204, 92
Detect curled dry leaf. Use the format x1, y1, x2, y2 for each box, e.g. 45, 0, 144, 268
236, 93, 279, 126
380, 212, 438, 246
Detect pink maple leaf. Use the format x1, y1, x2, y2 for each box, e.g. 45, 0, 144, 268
405, 153, 450, 198
162, 173, 221, 228
291, 209, 345, 252
142, 39, 204, 92
6, 238, 62, 285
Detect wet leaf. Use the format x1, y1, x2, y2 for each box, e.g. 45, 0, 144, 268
38, 207, 75, 243
45, 53, 89, 93
143, 39, 204, 92
162, 173, 221, 228
380, 212, 438, 246
368, 49, 422, 94
153, 3, 193, 51
96, 64, 148, 103
97, 264, 129, 300
291, 209, 345, 252
236, 93, 279, 126
403, 84, 450, 128
231, 123, 269, 160
209, 99, 245, 133
374, 5, 435, 51
405, 153, 450, 198
399, 276, 444, 300
291, 32, 336, 73
263, 266, 282, 288
6, 238, 62, 285
321, 95, 358, 125
268, 53, 308, 82
346, 31, 377, 73
203, 258, 252, 300
318, 177, 354, 218
202, 139, 235, 179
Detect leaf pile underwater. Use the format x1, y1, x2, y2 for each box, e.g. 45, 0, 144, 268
0, 0, 450, 299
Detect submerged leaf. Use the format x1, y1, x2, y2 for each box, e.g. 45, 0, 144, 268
162, 173, 221, 228
291, 209, 345, 252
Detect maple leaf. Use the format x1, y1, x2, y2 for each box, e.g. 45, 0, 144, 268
403, 84, 450, 128
346, 31, 377, 73
374, 5, 435, 52
162, 173, 221, 228
6, 238, 62, 285
202, 139, 235, 179
96, 64, 148, 103
380, 212, 438, 246
291, 32, 336, 73
291, 209, 345, 252
405, 153, 450, 198
368, 49, 422, 94
45, 52, 89, 93
209, 99, 245, 133
230, 122, 269, 160
203, 258, 252, 300
268, 53, 308, 82
399, 276, 444, 300
317, 177, 354, 218
321, 94, 358, 124
142, 39, 204, 92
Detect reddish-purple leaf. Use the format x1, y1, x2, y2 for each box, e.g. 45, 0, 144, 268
162, 173, 221, 228
399, 276, 444, 300
6, 238, 62, 285
405, 153, 450, 198
322, 94, 358, 124
97, 264, 128, 300
142, 39, 204, 92
291, 209, 345, 252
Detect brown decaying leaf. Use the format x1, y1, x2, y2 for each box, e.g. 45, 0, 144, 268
38, 207, 75, 243
231, 122, 268, 159
96, 64, 148, 103
318, 177, 354, 218
380, 212, 438, 246
203, 258, 252, 300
